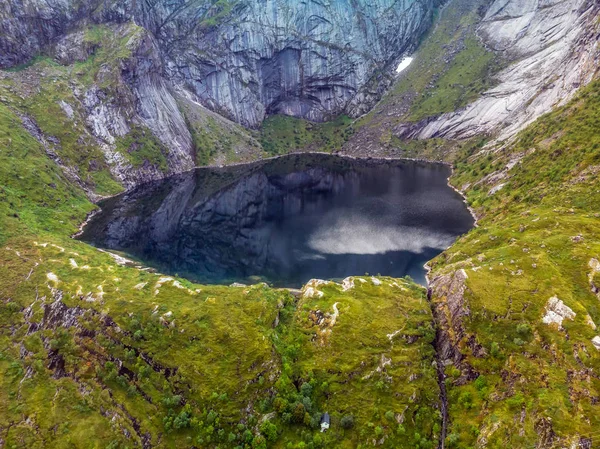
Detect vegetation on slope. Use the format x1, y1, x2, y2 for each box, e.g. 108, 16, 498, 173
115, 126, 169, 173
427, 78, 600, 448
0, 77, 440, 448
260, 115, 354, 156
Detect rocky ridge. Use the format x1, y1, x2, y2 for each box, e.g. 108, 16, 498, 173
396, 0, 600, 141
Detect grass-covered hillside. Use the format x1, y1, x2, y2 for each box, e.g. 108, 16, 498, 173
427, 77, 600, 448
259, 115, 354, 157
1, 0, 600, 446
0, 88, 440, 448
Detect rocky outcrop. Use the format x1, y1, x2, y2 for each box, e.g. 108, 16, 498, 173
542, 296, 576, 330
429, 269, 470, 365
0, 0, 440, 128
396, 0, 600, 141
137, 0, 439, 127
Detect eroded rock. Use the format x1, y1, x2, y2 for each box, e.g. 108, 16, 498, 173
542, 296, 576, 330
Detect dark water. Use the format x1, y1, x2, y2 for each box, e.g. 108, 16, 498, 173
78, 154, 474, 287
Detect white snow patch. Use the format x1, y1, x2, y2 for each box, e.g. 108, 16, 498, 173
396, 57, 413, 74
592, 336, 600, 350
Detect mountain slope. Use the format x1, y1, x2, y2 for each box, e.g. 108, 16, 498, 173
428, 75, 600, 449
344, 0, 600, 157
1, 0, 600, 448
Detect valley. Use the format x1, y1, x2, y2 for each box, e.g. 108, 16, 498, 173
0, 0, 599, 448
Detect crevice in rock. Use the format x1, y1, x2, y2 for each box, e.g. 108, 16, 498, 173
428, 285, 449, 449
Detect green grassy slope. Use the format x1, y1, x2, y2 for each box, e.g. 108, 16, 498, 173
428, 78, 600, 448
0, 88, 440, 448
259, 115, 354, 157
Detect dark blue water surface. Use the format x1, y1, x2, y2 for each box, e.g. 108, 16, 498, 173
78, 154, 474, 287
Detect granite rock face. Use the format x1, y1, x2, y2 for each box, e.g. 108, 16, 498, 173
137, 0, 438, 127
0, 0, 439, 128
396, 0, 600, 141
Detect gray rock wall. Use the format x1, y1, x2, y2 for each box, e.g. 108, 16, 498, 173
0, 0, 439, 127
141, 0, 437, 127
396, 0, 600, 141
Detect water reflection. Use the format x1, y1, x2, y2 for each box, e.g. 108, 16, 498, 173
79, 154, 474, 287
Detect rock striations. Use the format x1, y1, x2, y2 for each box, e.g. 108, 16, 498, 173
396, 0, 600, 141
0, 0, 439, 127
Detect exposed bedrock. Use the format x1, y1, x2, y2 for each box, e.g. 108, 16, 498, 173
0, 0, 441, 127
396, 0, 600, 141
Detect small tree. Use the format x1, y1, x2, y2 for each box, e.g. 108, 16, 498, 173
340, 415, 355, 429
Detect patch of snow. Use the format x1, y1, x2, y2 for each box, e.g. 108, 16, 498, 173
395, 57, 413, 74
592, 336, 600, 350
69, 258, 78, 268
371, 277, 382, 286
46, 272, 59, 283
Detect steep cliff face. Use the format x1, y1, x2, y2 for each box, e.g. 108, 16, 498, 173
396, 0, 600, 141
0, 0, 440, 189
0, 0, 439, 127
137, 0, 438, 127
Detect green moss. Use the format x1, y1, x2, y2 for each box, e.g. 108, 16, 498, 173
4, 56, 58, 72
260, 115, 354, 156
115, 126, 169, 172
199, 0, 236, 29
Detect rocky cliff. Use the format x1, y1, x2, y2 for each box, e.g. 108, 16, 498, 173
396, 0, 600, 141
0, 0, 439, 127
0, 0, 440, 189
136, 0, 438, 127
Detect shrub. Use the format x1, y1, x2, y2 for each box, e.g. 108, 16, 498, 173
259, 421, 278, 442
516, 323, 531, 336
340, 414, 355, 429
